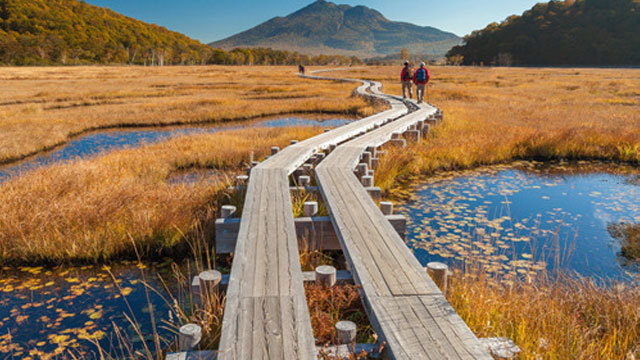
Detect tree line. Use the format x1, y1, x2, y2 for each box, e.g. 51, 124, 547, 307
447, 0, 640, 66
0, 0, 363, 66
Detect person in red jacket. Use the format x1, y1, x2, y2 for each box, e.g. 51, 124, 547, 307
413, 62, 431, 103
400, 61, 413, 99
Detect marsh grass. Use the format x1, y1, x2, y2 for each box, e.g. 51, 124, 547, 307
609, 223, 640, 260
328, 66, 640, 195
447, 266, 640, 359
345, 66, 640, 358
0, 66, 382, 164
0, 126, 322, 264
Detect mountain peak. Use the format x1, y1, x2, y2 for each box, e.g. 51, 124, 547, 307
210, 1, 461, 57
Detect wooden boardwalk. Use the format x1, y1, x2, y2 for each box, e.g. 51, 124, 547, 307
216, 70, 491, 359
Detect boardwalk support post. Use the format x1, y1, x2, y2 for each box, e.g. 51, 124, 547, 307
427, 262, 449, 295
361, 151, 372, 168
315, 265, 337, 288
380, 202, 393, 215
271, 146, 280, 155
221, 205, 237, 219
336, 320, 357, 352
298, 175, 311, 187
199, 270, 222, 297
361, 175, 374, 188
179, 323, 202, 351
303, 201, 318, 217
235, 175, 249, 185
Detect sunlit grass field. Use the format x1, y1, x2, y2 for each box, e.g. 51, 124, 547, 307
348, 66, 639, 360
326, 66, 640, 193
1, 65, 639, 358
0, 65, 380, 165
0, 126, 322, 264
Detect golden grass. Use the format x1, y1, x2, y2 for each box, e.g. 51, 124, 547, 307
340, 66, 640, 359
323, 66, 640, 193
447, 267, 640, 360
0, 126, 322, 264
0, 65, 380, 164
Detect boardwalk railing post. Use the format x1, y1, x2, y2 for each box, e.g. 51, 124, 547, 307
315, 265, 337, 287
303, 201, 318, 217
179, 323, 202, 351
427, 262, 449, 296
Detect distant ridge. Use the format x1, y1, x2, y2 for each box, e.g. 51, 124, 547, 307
210, 0, 462, 57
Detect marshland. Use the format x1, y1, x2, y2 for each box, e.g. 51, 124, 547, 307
1, 65, 639, 359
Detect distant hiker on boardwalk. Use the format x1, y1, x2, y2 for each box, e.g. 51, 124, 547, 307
413, 62, 430, 103
400, 61, 413, 99
298, 64, 305, 74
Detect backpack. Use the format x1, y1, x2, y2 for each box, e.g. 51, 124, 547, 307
416, 68, 427, 83
402, 67, 412, 81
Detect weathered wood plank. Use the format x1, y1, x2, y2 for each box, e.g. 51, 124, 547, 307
316, 95, 492, 359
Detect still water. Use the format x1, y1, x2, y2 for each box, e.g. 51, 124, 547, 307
397, 161, 640, 282
0, 117, 351, 182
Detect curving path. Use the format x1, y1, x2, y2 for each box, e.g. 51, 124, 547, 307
217, 69, 490, 359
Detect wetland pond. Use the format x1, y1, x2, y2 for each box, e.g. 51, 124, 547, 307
0, 116, 352, 182
396, 161, 640, 282
0, 116, 350, 357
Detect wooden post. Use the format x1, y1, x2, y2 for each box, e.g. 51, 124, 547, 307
221, 205, 237, 218
271, 146, 280, 156
422, 123, 430, 137
303, 201, 318, 217
361, 151, 372, 168
335, 321, 357, 345
315, 265, 337, 287
199, 270, 222, 296
179, 323, 202, 351
380, 202, 393, 215
404, 130, 421, 143
361, 175, 373, 188
390, 139, 406, 147
371, 158, 380, 170
427, 262, 449, 295
355, 163, 368, 179
236, 175, 249, 185
298, 175, 311, 187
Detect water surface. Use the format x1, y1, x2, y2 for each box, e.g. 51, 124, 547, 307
397, 162, 640, 282
0, 117, 351, 182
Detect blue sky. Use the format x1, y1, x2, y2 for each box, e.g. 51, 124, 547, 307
85, 0, 545, 43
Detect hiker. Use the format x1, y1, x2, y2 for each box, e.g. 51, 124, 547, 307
299, 64, 305, 74
413, 62, 430, 103
400, 61, 413, 99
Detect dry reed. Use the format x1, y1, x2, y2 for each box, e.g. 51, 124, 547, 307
0, 126, 322, 264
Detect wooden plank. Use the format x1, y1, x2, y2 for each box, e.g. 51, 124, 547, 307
215, 215, 406, 254
315, 98, 491, 359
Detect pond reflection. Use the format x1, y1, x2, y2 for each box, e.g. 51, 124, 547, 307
397, 161, 640, 282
